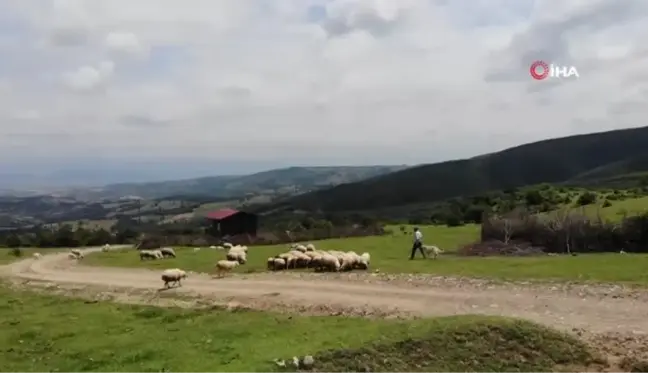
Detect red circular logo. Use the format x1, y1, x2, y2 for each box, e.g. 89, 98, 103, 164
530, 60, 549, 80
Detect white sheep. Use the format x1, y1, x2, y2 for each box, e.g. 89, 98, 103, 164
222, 242, 233, 249
68, 252, 78, 260
355, 252, 370, 270
273, 257, 286, 270
71, 249, 81, 257
214, 260, 239, 278
139, 250, 158, 260
319, 254, 341, 272
150, 249, 164, 259
293, 244, 307, 253
620, 250, 627, 254
209, 245, 216, 249
161, 268, 187, 288
160, 247, 176, 258
101, 244, 111, 252
226, 250, 247, 264
193, 247, 201, 252
267, 257, 276, 270
32, 252, 42, 260
229, 245, 248, 253
305, 243, 315, 251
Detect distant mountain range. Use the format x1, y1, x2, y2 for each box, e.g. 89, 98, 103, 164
257, 126, 648, 214
56, 165, 408, 200
0, 165, 409, 227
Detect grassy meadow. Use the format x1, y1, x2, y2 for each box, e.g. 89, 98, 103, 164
0, 284, 596, 372
83, 221, 648, 285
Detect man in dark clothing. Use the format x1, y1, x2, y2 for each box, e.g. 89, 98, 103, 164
409, 227, 427, 259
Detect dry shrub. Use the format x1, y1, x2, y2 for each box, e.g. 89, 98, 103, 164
479, 207, 648, 254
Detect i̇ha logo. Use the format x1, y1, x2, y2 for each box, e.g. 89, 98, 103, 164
529, 60, 579, 80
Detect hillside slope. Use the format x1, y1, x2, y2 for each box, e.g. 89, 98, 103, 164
63, 165, 407, 200
262, 126, 648, 212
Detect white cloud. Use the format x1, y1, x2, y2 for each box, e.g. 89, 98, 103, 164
105, 31, 145, 56
0, 0, 647, 175
62, 60, 114, 91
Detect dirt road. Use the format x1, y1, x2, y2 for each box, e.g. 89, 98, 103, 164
2, 248, 648, 335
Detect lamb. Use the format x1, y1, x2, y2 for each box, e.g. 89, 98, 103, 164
161, 268, 187, 288
226, 250, 247, 264
214, 260, 239, 278
424, 245, 443, 259
160, 247, 176, 258
32, 253, 42, 260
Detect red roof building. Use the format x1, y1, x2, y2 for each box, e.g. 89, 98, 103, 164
205, 208, 240, 220
205, 208, 258, 238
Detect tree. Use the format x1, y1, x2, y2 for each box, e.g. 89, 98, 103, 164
576, 192, 597, 206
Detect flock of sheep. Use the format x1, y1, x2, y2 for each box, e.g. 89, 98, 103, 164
266, 243, 370, 272
28, 241, 373, 289
136, 241, 372, 286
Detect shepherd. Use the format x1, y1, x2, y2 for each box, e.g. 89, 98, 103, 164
409, 227, 426, 260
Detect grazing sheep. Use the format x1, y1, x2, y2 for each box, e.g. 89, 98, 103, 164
193, 247, 201, 252
355, 252, 370, 270
267, 257, 276, 270
71, 249, 81, 257
209, 245, 216, 249
159, 247, 176, 258
424, 245, 443, 259
620, 250, 627, 254
214, 260, 239, 278
101, 244, 111, 252
226, 250, 247, 264
320, 254, 341, 272
293, 244, 307, 253
222, 242, 233, 249
32, 252, 42, 260
161, 268, 187, 288
150, 250, 163, 259
305, 243, 315, 251
229, 245, 248, 253
273, 257, 286, 270
139, 250, 158, 260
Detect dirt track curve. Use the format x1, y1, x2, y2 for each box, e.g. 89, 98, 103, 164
2, 248, 648, 337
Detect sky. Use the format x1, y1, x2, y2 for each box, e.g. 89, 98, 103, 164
0, 0, 647, 186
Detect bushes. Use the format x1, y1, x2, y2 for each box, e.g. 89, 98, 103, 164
480, 208, 648, 254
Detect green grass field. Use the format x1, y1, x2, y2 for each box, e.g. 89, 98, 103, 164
579, 196, 648, 221
84, 225, 477, 272
0, 248, 68, 264
0, 284, 595, 371
84, 221, 648, 284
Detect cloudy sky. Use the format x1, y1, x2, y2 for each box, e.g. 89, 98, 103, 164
0, 0, 646, 186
